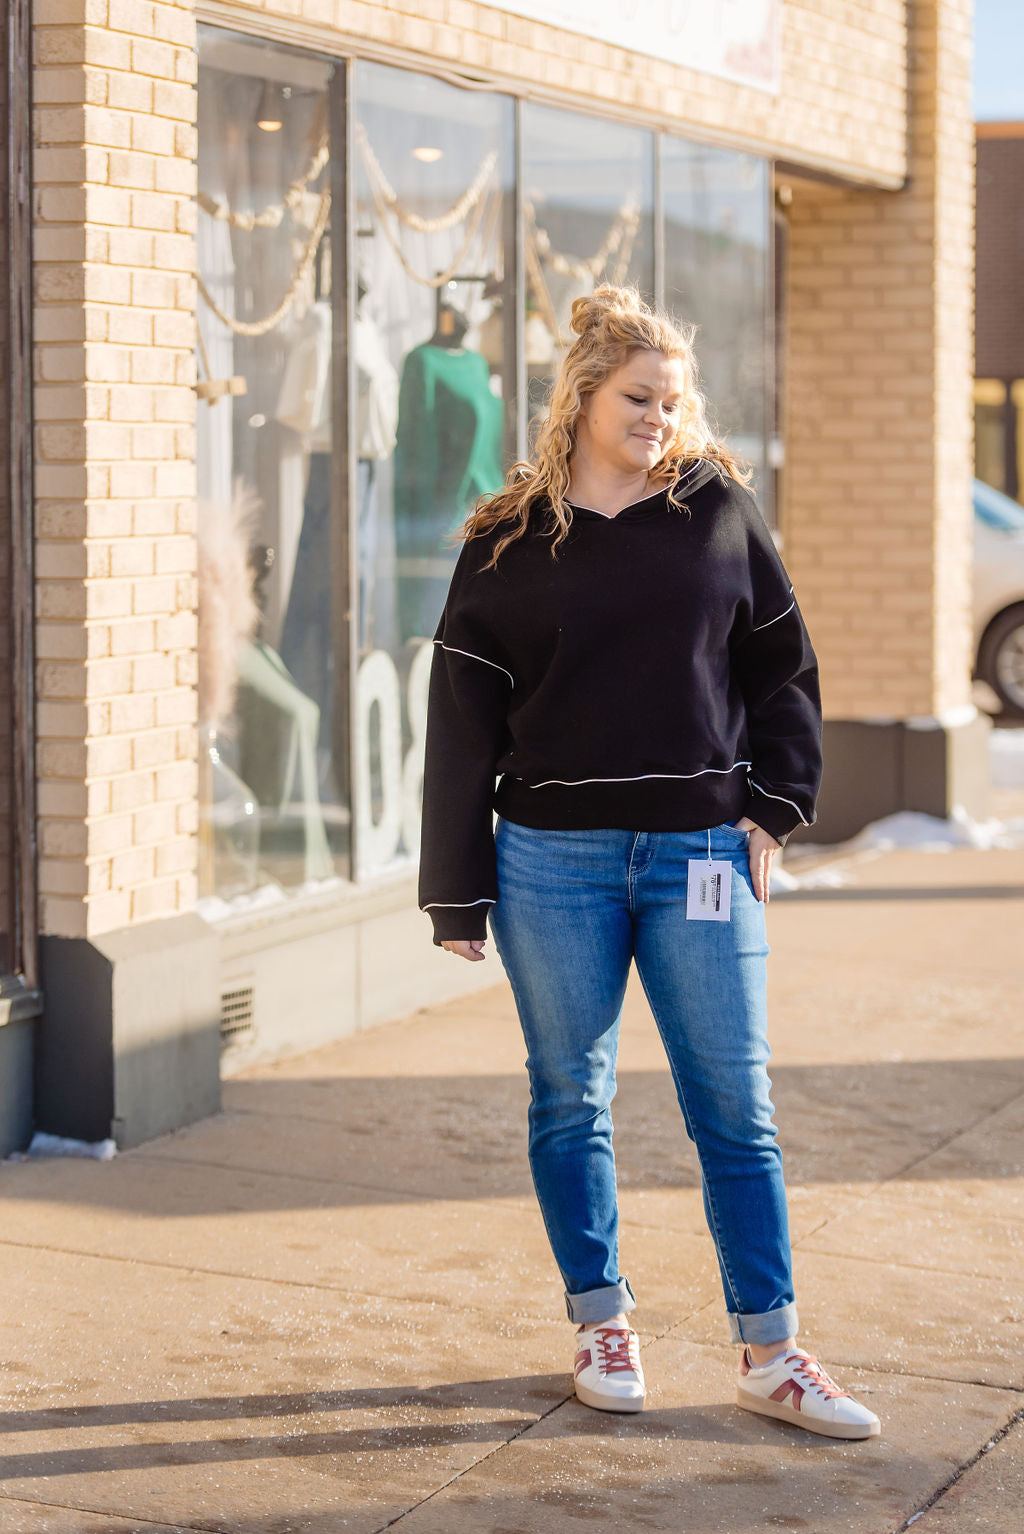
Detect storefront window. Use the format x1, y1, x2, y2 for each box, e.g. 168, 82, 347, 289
195, 33, 772, 909
662, 141, 771, 505
196, 30, 339, 905
352, 61, 514, 880
0, 15, 15, 970
522, 104, 654, 426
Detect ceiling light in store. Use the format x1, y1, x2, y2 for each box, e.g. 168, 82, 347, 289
256, 82, 284, 132
412, 146, 443, 163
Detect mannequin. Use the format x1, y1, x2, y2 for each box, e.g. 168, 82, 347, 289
392, 303, 504, 643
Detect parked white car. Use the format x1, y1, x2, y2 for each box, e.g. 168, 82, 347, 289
974, 478, 1024, 717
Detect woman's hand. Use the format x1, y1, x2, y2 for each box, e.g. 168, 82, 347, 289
733, 818, 782, 903
441, 939, 488, 962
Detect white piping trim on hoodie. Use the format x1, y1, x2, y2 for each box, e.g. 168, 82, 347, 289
524, 762, 752, 789
434, 641, 514, 687
749, 779, 809, 825
421, 898, 496, 909
751, 593, 796, 632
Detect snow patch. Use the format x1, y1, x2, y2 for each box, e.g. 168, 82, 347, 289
6, 1132, 117, 1162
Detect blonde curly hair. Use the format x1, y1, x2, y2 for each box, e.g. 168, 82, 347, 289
460, 283, 751, 568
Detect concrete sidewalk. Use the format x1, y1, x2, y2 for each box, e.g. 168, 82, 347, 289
1, 839, 1022, 1533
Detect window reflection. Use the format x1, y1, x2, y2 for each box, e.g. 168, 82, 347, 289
196, 31, 340, 907
0, 27, 12, 967
662, 140, 771, 505
353, 61, 514, 879
522, 104, 654, 426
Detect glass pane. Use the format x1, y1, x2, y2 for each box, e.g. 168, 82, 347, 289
353, 60, 514, 880
973, 382, 1008, 496
522, 104, 655, 432
0, 12, 16, 970
196, 29, 342, 907
662, 140, 771, 506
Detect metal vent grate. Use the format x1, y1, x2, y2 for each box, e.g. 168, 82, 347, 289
220, 984, 255, 1044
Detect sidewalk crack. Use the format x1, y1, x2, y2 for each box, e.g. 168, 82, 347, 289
369, 1391, 574, 1531
892, 1405, 1024, 1532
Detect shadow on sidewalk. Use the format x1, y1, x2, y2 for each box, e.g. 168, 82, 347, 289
3, 1058, 1022, 1214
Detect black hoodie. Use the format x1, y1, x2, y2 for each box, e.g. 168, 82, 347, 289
418, 460, 822, 945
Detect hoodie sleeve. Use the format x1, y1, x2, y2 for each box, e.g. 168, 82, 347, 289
729, 491, 823, 846
417, 545, 513, 946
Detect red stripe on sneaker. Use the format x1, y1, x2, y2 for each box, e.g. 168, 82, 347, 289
770, 1379, 804, 1411
574, 1348, 592, 1377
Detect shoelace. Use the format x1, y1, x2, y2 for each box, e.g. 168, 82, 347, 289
784, 1352, 850, 1400
594, 1327, 640, 1377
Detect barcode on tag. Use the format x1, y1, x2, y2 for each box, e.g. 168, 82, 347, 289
686, 858, 733, 921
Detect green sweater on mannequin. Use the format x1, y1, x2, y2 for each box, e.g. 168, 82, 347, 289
393, 343, 504, 642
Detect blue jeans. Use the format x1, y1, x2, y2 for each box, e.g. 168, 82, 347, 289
488, 816, 798, 1346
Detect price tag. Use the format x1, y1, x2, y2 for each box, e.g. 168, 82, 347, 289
686, 830, 734, 922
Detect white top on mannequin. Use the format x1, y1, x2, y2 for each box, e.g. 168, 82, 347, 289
276, 298, 399, 459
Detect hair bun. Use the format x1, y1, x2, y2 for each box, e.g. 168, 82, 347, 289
569, 283, 646, 338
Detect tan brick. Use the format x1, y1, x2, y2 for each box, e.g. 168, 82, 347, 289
155, 687, 196, 727
106, 149, 156, 190
155, 759, 197, 802
131, 878, 179, 921
109, 617, 157, 655
84, 891, 132, 933
107, 309, 154, 345
35, 0, 109, 22
131, 576, 177, 614
105, 69, 154, 113
110, 770, 156, 813
37, 581, 87, 621
36, 541, 88, 580
86, 736, 133, 777
131, 36, 177, 78
37, 700, 89, 739
131, 653, 175, 692
155, 836, 194, 877
153, 6, 196, 47
111, 845, 156, 888
133, 801, 178, 844
41, 895, 89, 937
107, 0, 157, 34
37, 781, 89, 819
39, 858, 90, 896
151, 78, 194, 122
131, 111, 177, 156
39, 740, 88, 778
110, 539, 156, 577
107, 226, 155, 265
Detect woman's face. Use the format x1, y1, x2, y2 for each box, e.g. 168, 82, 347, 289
576, 350, 685, 476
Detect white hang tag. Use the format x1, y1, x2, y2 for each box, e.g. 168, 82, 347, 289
686, 858, 733, 921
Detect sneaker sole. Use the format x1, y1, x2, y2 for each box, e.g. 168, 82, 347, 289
575, 1381, 645, 1413
737, 1386, 880, 1439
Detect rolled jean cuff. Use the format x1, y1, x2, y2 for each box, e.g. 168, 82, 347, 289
728, 1302, 799, 1346
565, 1279, 636, 1325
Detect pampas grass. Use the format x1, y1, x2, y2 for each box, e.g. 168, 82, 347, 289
197, 482, 261, 730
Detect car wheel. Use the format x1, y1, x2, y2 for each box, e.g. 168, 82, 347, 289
978, 604, 1024, 718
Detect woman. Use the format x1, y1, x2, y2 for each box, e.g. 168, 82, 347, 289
417, 285, 879, 1440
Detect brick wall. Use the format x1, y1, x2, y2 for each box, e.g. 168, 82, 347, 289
783, 0, 975, 722
33, 0, 198, 939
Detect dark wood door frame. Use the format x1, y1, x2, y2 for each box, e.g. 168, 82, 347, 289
3, 0, 40, 999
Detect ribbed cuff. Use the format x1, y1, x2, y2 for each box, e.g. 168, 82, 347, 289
424, 901, 492, 947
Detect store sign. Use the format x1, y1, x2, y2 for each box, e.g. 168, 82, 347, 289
487, 0, 781, 94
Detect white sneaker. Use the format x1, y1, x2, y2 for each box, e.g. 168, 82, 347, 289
737, 1346, 881, 1439
573, 1325, 645, 1413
